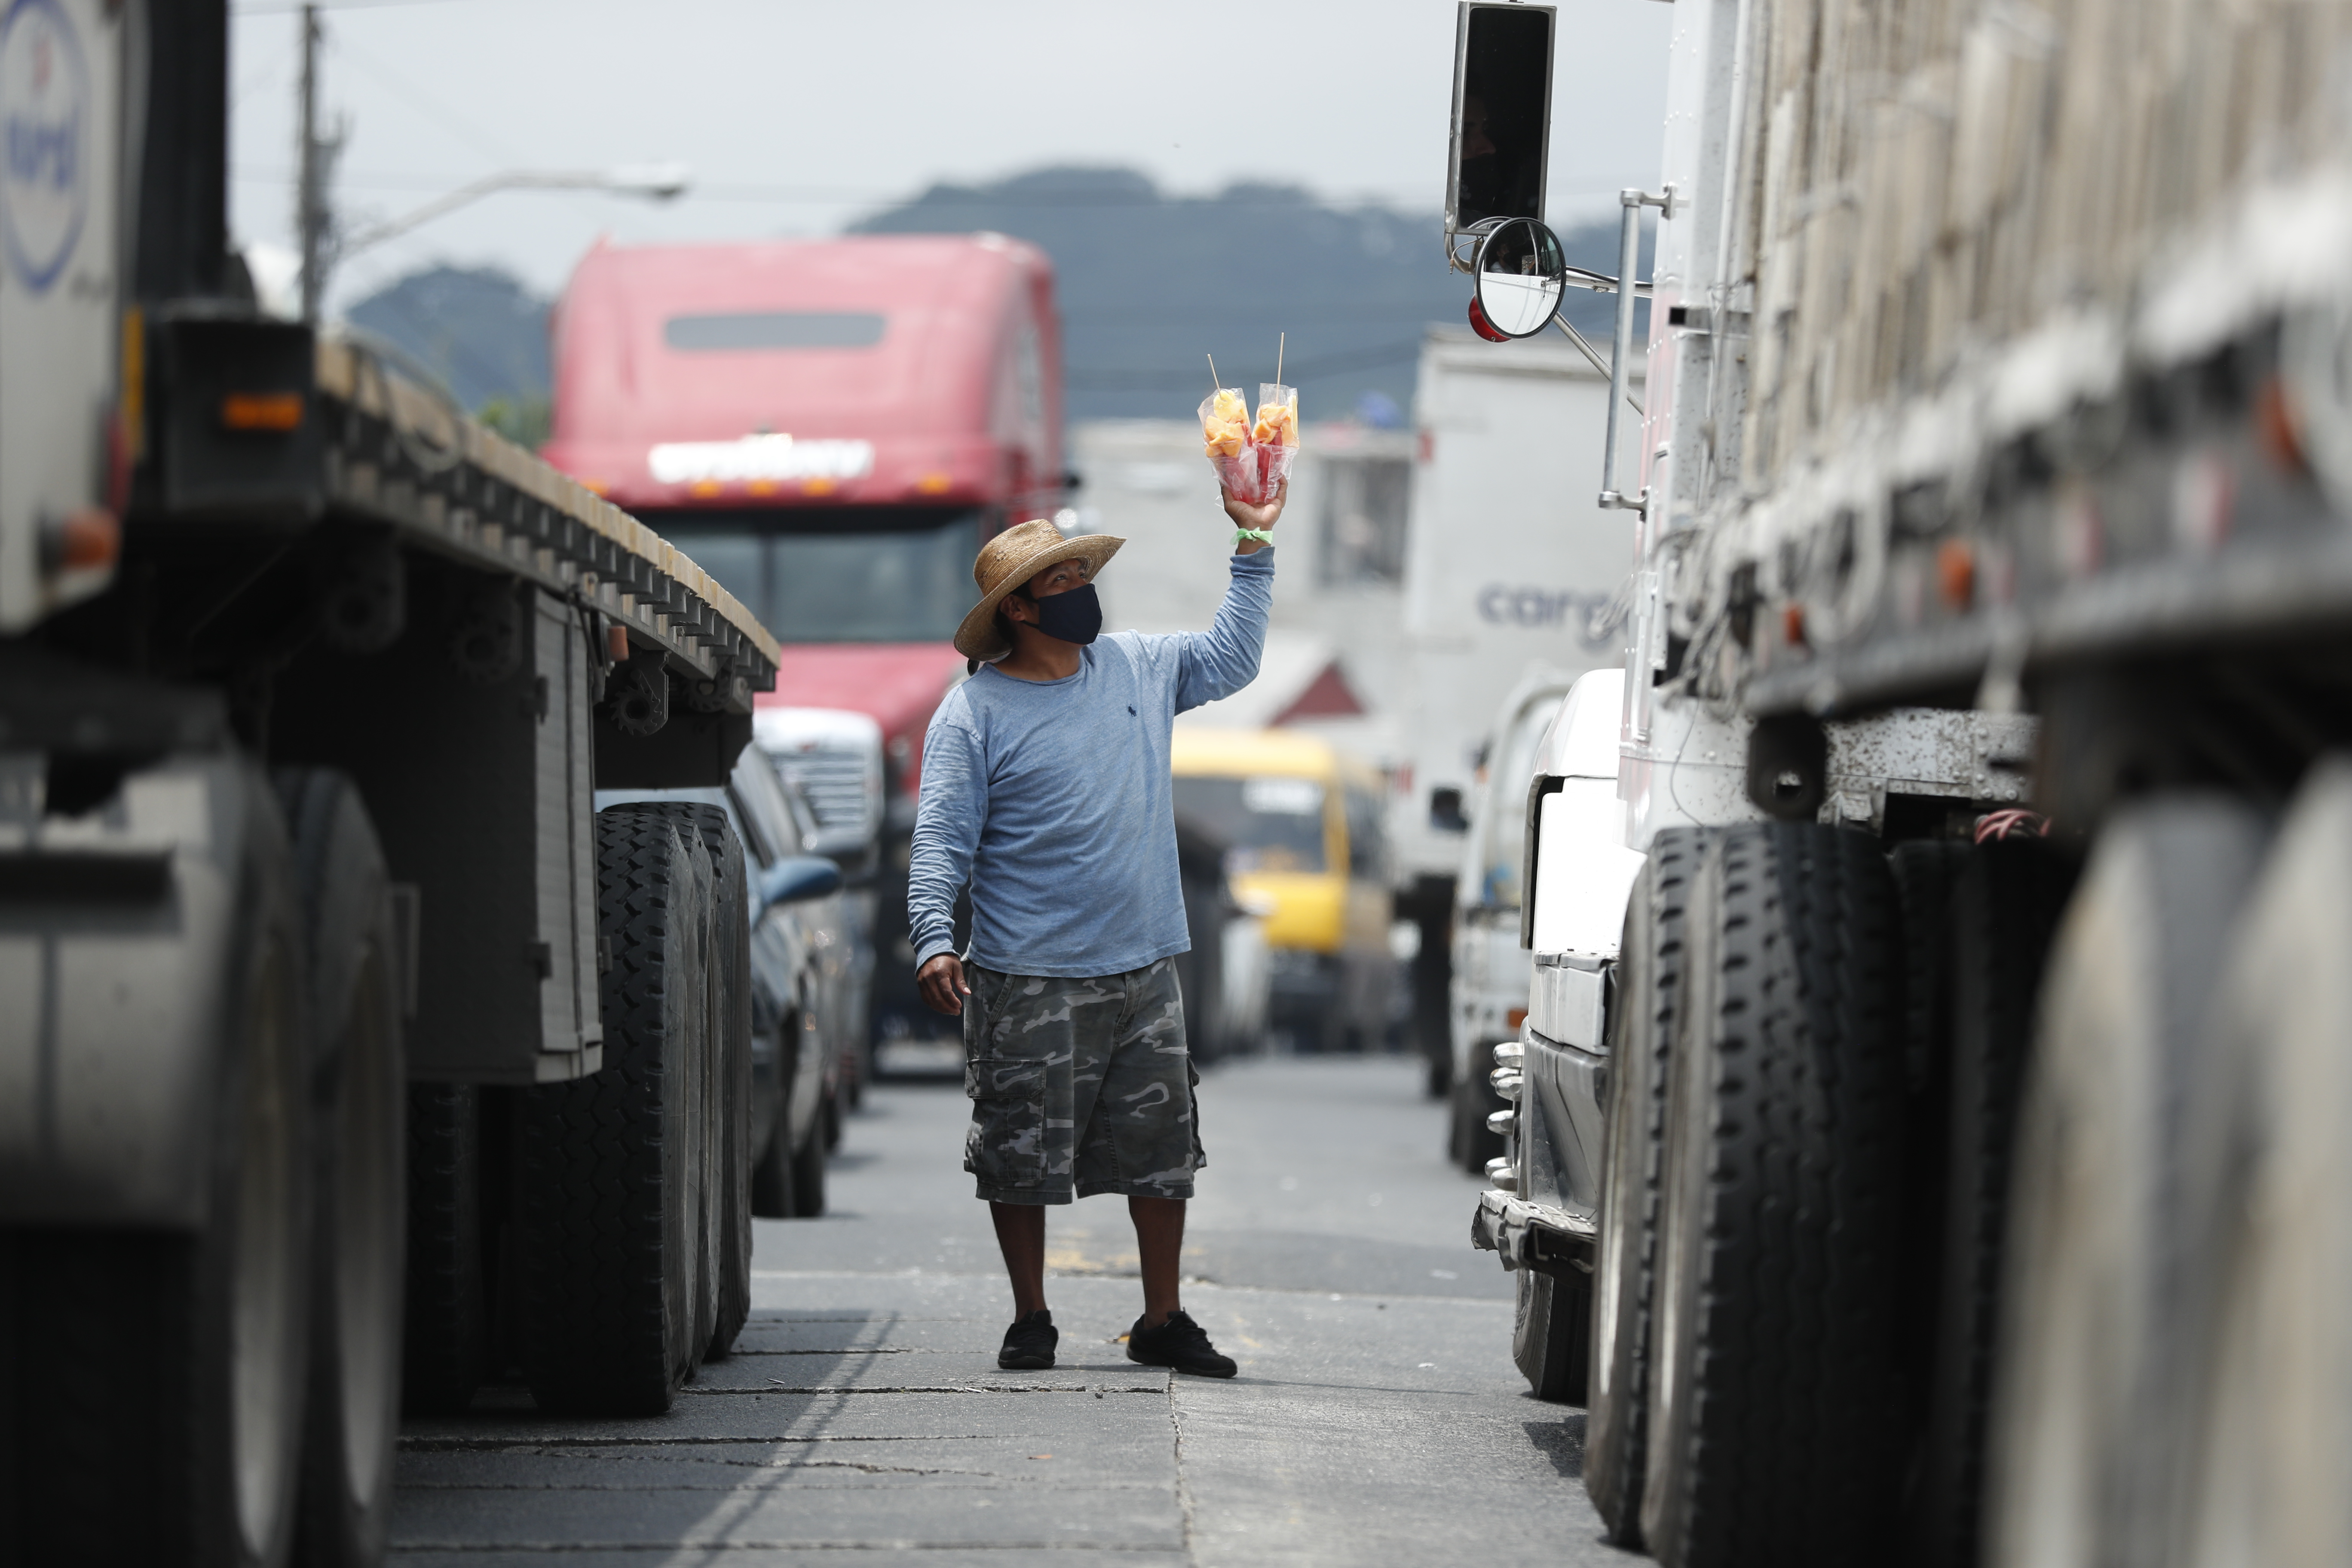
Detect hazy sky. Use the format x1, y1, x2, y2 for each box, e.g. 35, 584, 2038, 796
228, 0, 1677, 311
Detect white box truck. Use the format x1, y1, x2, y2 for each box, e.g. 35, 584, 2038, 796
1391, 330, 1636, 1098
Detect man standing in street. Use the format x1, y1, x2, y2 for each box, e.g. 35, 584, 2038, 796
909, 485, 1286, 1377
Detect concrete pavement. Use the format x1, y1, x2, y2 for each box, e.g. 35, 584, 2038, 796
390, 1056, 1628, 1565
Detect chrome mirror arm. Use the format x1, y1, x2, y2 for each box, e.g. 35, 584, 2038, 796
1561, 265, 1652, 298
1550, 314, 1644, 418
1598, 187, 1675, 517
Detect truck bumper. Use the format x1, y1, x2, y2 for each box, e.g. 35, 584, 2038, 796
1471, 1188, 1596, 1277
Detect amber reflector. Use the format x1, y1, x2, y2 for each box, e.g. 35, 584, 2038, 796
220, 392, 303, 432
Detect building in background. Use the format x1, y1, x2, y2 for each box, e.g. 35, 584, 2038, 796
1077, 416, 1414, 761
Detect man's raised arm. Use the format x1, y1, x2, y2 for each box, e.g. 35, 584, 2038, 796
1174, 484, 1285, 712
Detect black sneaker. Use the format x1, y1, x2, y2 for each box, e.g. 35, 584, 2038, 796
1126, 1309, 1237, 1378
998, 1308, 1057, 1370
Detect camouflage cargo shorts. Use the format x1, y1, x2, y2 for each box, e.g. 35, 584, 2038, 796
962, 956, 1203, 1205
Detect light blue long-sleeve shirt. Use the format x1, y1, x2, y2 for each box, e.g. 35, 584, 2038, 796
907, 549, 1275, 978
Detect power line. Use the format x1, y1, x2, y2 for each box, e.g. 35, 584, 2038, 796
326, 33, 527, 165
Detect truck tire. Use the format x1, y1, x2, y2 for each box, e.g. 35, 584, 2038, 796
1639, 823, 1905, 1568
1905, 838, 2074, 1568
401, 1083, 486, 1415
602, 800, 752, 1360
1984, 798, 2267, 1568
1450, 1066, 1506, 1174
1887, 840, 1969, 1099
514, 814, 713, 1414
791, 1092, 830, 1218
0, 767, 311, 1566
1513, 1266, 1590, 1402
750, 1012, 802, 1220
276, 771, 407, 1568
2172, 761, 2352, 1565
1584, 827, 1707, 1546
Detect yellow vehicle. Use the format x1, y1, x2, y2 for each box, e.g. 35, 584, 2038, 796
1170, 729, 1393, 1052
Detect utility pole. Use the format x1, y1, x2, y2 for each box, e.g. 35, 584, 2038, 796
295, 4, 342, 321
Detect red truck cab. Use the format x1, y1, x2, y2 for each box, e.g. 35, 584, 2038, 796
543, 233, 1067, 1044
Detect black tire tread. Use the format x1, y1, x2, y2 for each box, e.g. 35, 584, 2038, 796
751, 1031, 796, 1220
603, 800, 753, 1360
1908, 839, 2076, 1568
1584, 827, 1709, 1544
791, 1099, 829, 1218
515, 812, 709, 1415
401, 1082, 487, 1414
1645, 823, 1905, 1568
1514, 1266, 1591, 1402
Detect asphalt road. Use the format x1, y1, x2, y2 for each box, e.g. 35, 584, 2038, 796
391, 1055, 1628, 1565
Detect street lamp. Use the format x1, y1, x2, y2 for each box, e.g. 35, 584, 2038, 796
290, 4, 691, 316
335, 164, 694, 262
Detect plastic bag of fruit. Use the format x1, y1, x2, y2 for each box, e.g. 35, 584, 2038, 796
1197, 382, 1298, 505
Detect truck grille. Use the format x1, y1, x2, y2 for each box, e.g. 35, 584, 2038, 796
777, 747, 875, 841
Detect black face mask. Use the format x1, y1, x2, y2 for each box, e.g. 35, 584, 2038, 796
1026, 582, 1102, 645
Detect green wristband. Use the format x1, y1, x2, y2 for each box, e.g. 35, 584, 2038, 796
1232, 528, 1276, 548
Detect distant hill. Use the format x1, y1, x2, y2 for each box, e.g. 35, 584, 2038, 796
343, 169, 1645, 431
854, 165, 1640, 424
345, 265, 550, 413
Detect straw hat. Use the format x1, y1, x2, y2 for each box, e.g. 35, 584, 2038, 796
953, 517, 1126, 662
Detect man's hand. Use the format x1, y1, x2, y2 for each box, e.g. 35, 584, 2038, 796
1222, 479, 1287, 548
918, 953, 971, 1016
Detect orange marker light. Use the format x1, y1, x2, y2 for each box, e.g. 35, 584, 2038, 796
1936, 538, 1975, 609
2255, 375, 2309, 476
916, 472, 953, 495
49, 508, 120, 572
1783, 602, 1808, 649
220, 392, 304, 432
1506, 1008, 1528, 1032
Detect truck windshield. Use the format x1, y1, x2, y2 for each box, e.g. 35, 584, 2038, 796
646, 508, 982, 644
1173, 774, 1328, 876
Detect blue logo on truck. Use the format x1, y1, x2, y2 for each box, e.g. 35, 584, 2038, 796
0, 0, 86, 294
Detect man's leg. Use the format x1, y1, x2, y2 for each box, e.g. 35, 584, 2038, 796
1130, 1195, 1184, 1327
990, 1200, 1048, 1319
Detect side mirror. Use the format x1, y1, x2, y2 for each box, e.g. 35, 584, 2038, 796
1446, 3, 1555, 269
1469, 216, 1565, 340
760, 854, 842, 908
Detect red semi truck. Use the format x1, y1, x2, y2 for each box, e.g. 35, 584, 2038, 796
542, 233, 1068, 1050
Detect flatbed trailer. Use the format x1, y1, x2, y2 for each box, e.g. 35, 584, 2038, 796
0, 3, 787, 1562
1448, 3, 2352, 1565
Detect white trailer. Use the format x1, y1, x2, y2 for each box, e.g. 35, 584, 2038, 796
1443, 1, 2352, 1564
